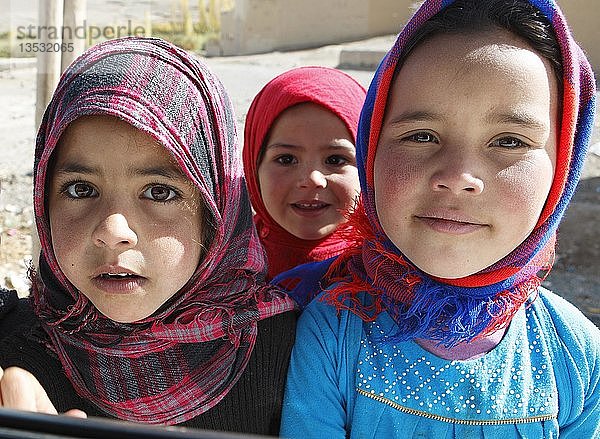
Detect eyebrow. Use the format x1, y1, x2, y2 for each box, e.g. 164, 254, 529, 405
485, 112, 549, 131
54, 163, 100, 176
387, 111, 444, 126
387, 110, 548, 131
131, 166, 187, 181
54, 162, 188, 182
265, 142, 355, 151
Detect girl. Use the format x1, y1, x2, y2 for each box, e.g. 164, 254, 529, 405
281, 0, 600, 436
243, 67, 366, 284
0, 37, 297, 434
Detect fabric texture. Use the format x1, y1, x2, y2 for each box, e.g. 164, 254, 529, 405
31, 37, 296, 425
0, 288, 17, 319
0, 299, 297, 435
281, 288, 600, 438
294, 0, 596, 346
243, 66, 366, 280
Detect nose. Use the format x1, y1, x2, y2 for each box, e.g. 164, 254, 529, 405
298, 168, 327, 189
430, 156, 484, 195
92, 213, 138, 250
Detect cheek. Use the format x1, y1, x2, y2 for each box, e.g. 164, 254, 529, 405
49, 209, 86, 271
374, 150, 421, 205
258, 166, 284, 202
153, 216, 203, 269
333, 168, 361, 205
150, 231, 202, 292
496, 157, 554, 226
153, 236, 194, 267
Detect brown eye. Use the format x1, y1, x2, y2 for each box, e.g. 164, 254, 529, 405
66, 182, 97, 198
403, 132, 438, 143
275, 154, 296, 165
325, 155, 350, 166
142, 185, 178, 202
491, 137, 528, 149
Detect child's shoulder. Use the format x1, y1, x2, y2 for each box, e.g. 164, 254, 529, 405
531, 287, 600, 351
534, 287, 597, 327
0, 290, 35, 338
298, 288, 366, 339
0, 288, 18, 317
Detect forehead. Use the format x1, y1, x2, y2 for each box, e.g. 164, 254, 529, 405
385, 30, 557, 118
273, 102, 339, 127
399, 29, 553, 88
268, 102, 353, 144
53, 115, 177, 169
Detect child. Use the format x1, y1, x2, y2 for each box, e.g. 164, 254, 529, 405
0, 37, 297, 434
281, 0, 600, 436
243, 67, 365, 282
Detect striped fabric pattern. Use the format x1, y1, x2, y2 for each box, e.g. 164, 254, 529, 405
32, 37, 296, 424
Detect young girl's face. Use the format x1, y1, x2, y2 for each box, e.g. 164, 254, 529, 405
258, 102, 360, 240
374, 30, 558, 279
48, 116, 204, 322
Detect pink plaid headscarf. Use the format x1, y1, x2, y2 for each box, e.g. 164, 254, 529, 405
32, 37, 295, 424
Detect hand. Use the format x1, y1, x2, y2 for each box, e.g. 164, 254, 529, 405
0, 366, 87, 418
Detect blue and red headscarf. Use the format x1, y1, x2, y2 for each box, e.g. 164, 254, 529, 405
288, 0, 596, 346
32, 37, 295, 424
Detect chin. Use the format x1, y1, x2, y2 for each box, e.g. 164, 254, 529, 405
97, 307, 152, 323
416, 262, 482, 280
291, 228, 333, 241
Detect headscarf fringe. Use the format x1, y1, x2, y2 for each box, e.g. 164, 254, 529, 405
322, 197, 550, 347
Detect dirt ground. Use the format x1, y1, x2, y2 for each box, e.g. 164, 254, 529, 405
1, 38, 599, 327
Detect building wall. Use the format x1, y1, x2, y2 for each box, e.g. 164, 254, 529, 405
211, 0, 414, 56
212, 0, 600, 76
558, 0, 600, 77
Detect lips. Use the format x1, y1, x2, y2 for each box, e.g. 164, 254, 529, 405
290, 200, 331, 218
415, 210, 487, 235
91, 265, 146, 294
291, 200, 330, 210
97, 272, 139, 280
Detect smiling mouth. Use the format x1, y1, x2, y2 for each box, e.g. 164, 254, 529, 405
291, 201, 330, 210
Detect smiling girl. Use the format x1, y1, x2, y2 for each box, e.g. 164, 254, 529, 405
243, 67, 366, 283
281, 0, 599, 436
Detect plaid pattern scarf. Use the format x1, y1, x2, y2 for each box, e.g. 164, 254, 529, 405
31, 37, 296, 424
243, 66, 366, 280
318, 0, 596, 346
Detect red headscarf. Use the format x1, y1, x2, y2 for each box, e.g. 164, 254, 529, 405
243, 66, 366, 279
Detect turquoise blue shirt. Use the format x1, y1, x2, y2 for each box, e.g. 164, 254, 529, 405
281, 288, 600, 438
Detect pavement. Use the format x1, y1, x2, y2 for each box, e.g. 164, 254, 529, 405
0, 35, 599, 326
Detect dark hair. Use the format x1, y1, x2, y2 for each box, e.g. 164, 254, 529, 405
398, 0, 563, 89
